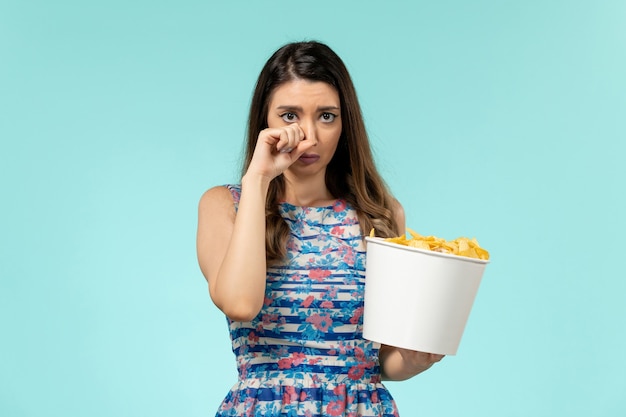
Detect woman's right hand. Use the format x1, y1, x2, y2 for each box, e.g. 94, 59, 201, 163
246, 124, 316, 180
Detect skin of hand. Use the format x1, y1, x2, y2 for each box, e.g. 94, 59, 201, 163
379, 345, 445, 381
247, 123, 317, 182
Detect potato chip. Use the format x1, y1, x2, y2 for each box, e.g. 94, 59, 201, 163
370, 228, 490, 260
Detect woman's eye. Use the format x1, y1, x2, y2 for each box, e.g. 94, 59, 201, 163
281, 112, 297, 122
321, 112, 336, 122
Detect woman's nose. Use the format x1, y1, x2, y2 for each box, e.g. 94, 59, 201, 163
301, 120, 318, 145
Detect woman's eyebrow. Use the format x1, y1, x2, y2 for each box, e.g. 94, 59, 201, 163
275, 105, 340, 111
275, 105, 303, 111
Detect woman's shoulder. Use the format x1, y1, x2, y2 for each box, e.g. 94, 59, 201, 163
390, 196, 404, 216
199, 184, 240, 211
390, 196, 406, 234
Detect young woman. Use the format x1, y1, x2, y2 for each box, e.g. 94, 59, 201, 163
197, 41, 443, 417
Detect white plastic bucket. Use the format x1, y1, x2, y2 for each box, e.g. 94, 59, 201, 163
363, 237, 489, 355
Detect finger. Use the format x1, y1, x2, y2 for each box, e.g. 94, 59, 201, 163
258, 128, 285, 149
272, 130, 287, 153
291, 123, 305, 142
278, 124, 303, 153
279, 125, 296, 152
290, 136, 317, 158
287, 123, 305, 147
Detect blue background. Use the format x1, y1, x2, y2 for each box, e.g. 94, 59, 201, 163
1, 1, 625, 416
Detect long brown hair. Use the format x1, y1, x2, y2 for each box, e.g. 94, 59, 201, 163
243, 41, 400, 262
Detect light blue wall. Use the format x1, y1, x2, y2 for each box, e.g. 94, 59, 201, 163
1, 1, 624, 416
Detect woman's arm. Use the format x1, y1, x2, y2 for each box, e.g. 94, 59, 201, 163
196, 175, 271, 322
377, 198, 445, 380
196, 124, 314, 322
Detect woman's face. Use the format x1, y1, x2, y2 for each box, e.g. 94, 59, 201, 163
266, 79, 342, 177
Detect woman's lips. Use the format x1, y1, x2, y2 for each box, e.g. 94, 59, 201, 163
298, 154, 320, 165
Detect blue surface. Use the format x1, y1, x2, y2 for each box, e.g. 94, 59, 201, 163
1, 1, 624, 416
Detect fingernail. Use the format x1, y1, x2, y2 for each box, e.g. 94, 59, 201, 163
280, 147, 293, 153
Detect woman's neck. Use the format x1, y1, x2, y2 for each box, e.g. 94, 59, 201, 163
281, 175, 335, 207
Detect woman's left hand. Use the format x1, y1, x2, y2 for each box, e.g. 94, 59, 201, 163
379, 345, 445, 381
397, 348, 445, 371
